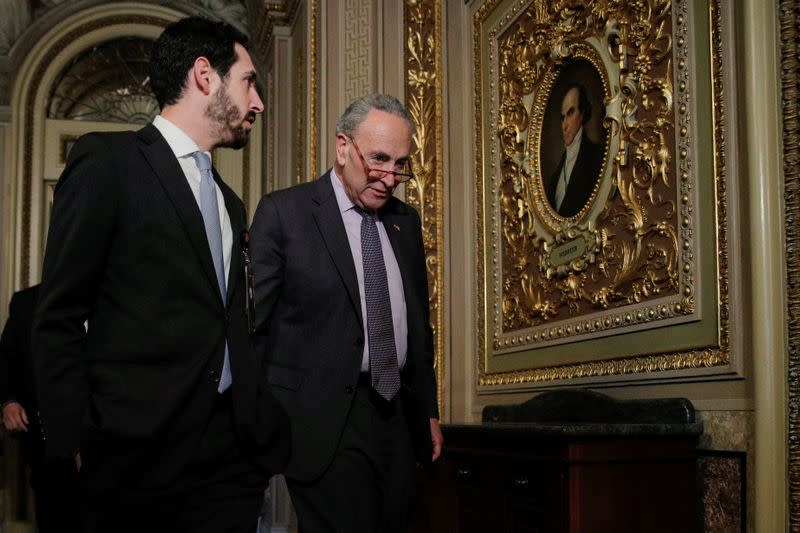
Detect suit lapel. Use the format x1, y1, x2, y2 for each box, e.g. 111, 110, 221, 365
137, 124, 222, 305
311, 174, 363, 326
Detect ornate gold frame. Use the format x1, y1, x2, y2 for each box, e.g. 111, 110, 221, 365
781, 0, 800, 528
475, 0, 732, 387
405, 0, 446, 416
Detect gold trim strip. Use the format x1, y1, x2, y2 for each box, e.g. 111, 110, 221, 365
405, 0, 446, 417
309, 0, 318, 178
267, 72, 275, 192
709, 0, 730, 358
780, 0, 800, 527
293, 14, 306, 185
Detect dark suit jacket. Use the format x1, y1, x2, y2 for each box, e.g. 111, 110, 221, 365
33, 124, 289, 489
249, 172, 438, 482
546, 134, 603, 217
0, 285, 42, 450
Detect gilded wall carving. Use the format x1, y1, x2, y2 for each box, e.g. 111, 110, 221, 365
780, 0, 800, 528
293, 3, 307, 184
497, 0, 684, 336
308, 0, 318, 178
475, 0, 731, 385
266, 71, 275, 191
405, 0, 445, 415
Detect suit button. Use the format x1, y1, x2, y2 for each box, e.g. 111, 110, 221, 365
210, 369, 219, 383
345, 385, 354, 394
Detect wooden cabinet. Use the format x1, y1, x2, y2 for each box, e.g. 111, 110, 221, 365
411, 390, 703, 533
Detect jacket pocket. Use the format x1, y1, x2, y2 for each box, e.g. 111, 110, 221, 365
266, 364, 306, 391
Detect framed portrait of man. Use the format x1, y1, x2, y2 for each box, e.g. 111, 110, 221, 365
540, 59, 608, 218
474, 0, 743, 389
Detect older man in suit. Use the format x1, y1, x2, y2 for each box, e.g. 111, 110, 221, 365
33, 17, 289, 532
250, 93, 443, 532
546, 83, 604, 217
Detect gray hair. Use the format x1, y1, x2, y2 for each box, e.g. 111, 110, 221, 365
335, 93, 415, 138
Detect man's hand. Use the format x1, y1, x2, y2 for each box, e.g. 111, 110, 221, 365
2, 402, 28, 432
430, 418, 443, 462
74, 450, 81, 472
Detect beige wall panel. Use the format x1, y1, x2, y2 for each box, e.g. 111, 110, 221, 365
444, 0, 477, 424
273, 29, 293, 191
343, 0, 376, 103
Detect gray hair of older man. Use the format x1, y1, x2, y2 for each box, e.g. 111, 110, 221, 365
335, 93, 415, 138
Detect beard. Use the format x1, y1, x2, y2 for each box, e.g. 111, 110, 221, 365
205, 85, 255, 149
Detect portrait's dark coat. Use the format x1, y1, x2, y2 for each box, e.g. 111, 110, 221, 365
546, 134, 604, 217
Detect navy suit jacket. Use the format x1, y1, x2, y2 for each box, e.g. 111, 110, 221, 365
249, 173, 438, 481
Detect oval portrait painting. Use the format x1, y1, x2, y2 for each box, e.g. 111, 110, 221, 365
540, 58, 608, 218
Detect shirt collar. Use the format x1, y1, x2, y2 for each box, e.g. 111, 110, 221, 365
152, 115, 209, 162
566, 126, 583, 160
330, 168, 361, 216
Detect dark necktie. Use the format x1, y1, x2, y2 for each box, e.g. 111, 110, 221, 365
191, 151, 232, 393
356, 207, 401, 400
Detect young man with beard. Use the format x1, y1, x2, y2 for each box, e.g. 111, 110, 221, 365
33, 17, 289, 532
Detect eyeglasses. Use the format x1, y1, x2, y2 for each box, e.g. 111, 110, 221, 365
347, 136, 414, 183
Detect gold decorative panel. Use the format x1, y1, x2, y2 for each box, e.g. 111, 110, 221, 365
293, 1, 307, 184
309, 0, 318, 178
405, 0, 445, 415
781, 0, 800, 529
475, 0, 732, 386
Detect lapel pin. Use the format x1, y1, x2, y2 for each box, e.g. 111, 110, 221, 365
393, 223, 400, 232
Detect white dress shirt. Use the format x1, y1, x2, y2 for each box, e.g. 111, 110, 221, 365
152, 115, 232, 285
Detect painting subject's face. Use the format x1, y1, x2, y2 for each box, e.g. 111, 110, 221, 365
207, 43, 263, 149
336, 109, 412, 212
560, 87, 583, 148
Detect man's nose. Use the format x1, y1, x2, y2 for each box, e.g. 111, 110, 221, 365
379, 172, 399, 188
251, 88, 264, 113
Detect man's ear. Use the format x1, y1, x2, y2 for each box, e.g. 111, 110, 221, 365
192, 56, 214, 95
335, 133, 348, 166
